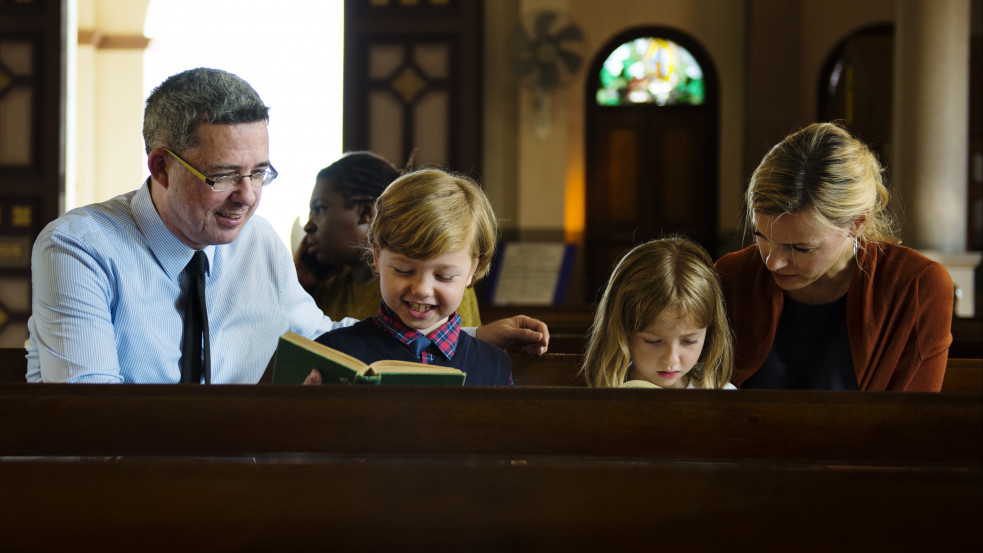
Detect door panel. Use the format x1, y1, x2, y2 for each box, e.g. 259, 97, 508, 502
0, 0, 64, 347
585, 107, 717, 301
584, 28, 719, 303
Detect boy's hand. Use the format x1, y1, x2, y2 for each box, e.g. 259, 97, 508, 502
302, 369, 322, 385
475, 315, 550, 356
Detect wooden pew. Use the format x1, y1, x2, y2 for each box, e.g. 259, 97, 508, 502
3, 376, 980, 550
7, 347, 980, 392
2, 384, 979, 466
511, 352, 983, 393
511, 352, 585, 386
0, 459, 979, 552
0, 347, 26, 382
484, 303, 983, 359
481, 304, 593, 353
950, 317, 983, 357
941, 357, 983, 393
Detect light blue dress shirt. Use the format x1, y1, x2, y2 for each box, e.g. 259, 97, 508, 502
26, 182, 350, 384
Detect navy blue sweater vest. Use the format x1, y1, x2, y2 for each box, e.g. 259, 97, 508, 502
315, 319, 512, 386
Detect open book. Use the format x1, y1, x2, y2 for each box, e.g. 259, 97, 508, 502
272, 332, 466, 386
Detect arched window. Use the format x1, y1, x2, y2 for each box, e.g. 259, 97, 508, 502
595, 37, 706, 106
583, 27, 719, 301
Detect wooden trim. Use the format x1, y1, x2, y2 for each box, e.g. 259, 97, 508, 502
77, 29, 150, 50
76, 29, 101, 46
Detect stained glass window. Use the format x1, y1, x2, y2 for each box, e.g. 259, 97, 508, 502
596, 37, 704, 106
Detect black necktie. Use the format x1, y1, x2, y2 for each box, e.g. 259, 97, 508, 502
181, 250, 210, 384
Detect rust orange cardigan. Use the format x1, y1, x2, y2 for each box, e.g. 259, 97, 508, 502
715, 243, 953, 391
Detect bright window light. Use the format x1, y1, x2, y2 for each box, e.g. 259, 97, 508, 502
144, 0, 343, 252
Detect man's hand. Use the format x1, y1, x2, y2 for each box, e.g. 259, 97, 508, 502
475, 315, 550, 356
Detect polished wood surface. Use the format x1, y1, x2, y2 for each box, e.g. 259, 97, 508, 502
511, 352, 983, 393
2, 384, 979, 466
483, 305, 983, 357
1, 459, 978, 553
941, 357, 983, 393
511, 352, 586, 386
6, 347, 980, 393
0, 347, 25, 382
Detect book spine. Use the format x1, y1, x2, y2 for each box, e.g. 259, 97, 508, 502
355, 374, 382, 385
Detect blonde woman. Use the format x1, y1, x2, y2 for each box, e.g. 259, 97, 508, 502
716, 122, 953, 390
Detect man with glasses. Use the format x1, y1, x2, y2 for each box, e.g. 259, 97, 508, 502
26, 68, 548, 384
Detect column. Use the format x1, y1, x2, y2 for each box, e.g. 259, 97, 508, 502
893, 0, 979, 317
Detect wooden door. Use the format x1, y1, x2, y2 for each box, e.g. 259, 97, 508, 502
584, 28, 719, 302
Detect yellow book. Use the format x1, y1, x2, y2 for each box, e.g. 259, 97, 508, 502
272, 332, 466, 386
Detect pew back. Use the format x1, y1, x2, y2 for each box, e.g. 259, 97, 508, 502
2, 384, 980, 466
5, 347, 980, 392
1, 459, 979, 552
511, 352, 983, 393
484, 304, 983, 358
511, 352, 585, 386
0, 347, 26, 382
941, 357, 983, 393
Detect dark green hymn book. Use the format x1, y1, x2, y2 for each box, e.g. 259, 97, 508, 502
272, 331, 466, 386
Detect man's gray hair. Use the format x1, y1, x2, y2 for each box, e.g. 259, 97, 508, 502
142, 67, 270, 153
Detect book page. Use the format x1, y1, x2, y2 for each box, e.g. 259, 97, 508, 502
367, 360, 464, 375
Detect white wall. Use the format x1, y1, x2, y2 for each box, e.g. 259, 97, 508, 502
70, 0, 344, 252
71, 0, 150, 210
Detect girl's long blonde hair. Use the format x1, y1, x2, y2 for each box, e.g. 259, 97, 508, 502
581, 238, 734, 389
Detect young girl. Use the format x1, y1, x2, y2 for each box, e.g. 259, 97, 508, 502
582, 238, 735, 389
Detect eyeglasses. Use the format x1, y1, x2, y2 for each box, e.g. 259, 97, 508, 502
163, 148, 278, 192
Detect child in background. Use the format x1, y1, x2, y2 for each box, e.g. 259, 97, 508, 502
312, 168, 511, 386
297, 151, 482, 325
582, 238, 735, 389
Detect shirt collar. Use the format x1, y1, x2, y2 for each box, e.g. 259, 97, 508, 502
374, 302, 461, 361
132, 179, 214, 281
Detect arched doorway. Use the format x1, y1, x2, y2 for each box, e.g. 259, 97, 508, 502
818, 23, 981, 254
818, 23, 982, 318
817, 24, 894, 176
584, 27, 719, 302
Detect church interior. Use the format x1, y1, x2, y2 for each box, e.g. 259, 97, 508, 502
0, 0, 981, 550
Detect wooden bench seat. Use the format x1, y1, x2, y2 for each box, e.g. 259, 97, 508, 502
2, 384, 979, 466
483, 305, 983, 357
511, 352, 983, 393
3, 366, 980, 551
481, 304, 593, 353
0, 346, 26, 382
940, 357, 983, 392
5, 347, 980, 392
511, 352, 586, 386
1, 458, 979, 552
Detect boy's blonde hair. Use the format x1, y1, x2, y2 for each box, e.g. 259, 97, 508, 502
368, 168, 499, 280
581, 238, 734, 389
